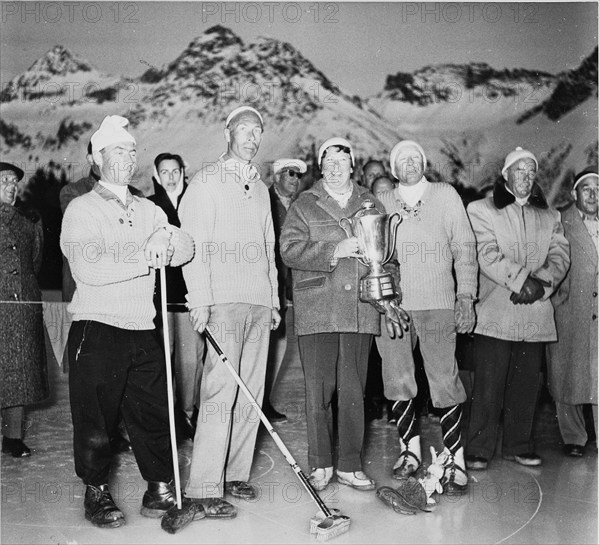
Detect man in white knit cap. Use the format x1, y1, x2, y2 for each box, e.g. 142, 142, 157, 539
61, 115, 195, 528
376, 139, 478, 495
180, 106, 280, 518
466, 147, 569, 470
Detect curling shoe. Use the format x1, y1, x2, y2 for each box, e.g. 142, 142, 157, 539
140, 480, 176, 518
308, 467, 333, 491
392, 435, 421, 479
84, 484, 125, 528
441, 447, 468, 496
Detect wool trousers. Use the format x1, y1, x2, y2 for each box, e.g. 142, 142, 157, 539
68, 320, 173, 486
298, 332, 372, 472
166, 311, 205, 417
265, 306, 289, 403
467, 334, 543, 460
185, 304, 272, 499
556, 401, 598, 447
376, 309, 466, 408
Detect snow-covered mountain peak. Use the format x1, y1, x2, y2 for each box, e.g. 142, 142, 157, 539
27, 45, 93, 76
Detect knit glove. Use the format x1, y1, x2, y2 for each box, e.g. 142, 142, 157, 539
454, 295, 476, 334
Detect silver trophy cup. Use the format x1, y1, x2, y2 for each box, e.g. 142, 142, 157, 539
339, 201, 402, 303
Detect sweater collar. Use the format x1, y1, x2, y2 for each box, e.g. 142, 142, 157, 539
94, 181, 135, 208
492, 181, 548, 210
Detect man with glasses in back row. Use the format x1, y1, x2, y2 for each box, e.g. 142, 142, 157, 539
264, 158, 307, 422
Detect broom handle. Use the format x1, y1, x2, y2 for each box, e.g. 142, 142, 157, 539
203, 328, 331, 517
160, 267, 183, 510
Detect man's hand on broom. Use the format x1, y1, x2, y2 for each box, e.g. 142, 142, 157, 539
145, 227, 174, 268
189, 306, 211, 333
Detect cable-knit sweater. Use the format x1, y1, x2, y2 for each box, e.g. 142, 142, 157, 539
60, 183, 194, 329
377, 180, 478, 310
179, 157, 279, 310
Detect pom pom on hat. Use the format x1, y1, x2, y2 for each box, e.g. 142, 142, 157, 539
91, 115, 136, 154
501, 147, 538, 179
225, 106, 264, 128
318, 137, 355, 167
273, 158, 307, 176
389, 140, 427, 179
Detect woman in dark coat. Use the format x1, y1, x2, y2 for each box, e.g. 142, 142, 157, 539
0, 162, 49, 457
280, 138, 383, 491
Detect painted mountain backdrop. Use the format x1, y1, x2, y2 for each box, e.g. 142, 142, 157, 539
1, 25, 597, 202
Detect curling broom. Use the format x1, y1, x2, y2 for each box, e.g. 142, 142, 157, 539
158, 267, 198, 534
204, 328, 350, 542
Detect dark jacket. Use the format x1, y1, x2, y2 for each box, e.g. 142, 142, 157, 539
280, 179, 382, 336
0, 203, 49, 408
269, 185, 294, 305
148, 179, 189, 311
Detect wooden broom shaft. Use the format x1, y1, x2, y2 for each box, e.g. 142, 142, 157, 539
160, 267, 183, 509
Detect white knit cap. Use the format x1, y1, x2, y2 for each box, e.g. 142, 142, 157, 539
225, 106, 264, 127
90, 115, 136, 154
318, 137, 355, 167
273, 158, 307, 176
501, 147, 538, 178
389, 140, 427, 179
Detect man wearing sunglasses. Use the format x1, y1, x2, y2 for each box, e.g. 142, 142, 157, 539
264, 158, 307, 421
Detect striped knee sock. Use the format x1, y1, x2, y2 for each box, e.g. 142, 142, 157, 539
440, 404, 462, 455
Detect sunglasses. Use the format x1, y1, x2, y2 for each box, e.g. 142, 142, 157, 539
284, 169, 303, 179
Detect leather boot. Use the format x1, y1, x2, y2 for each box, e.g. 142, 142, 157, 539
140, 480, 176, 518
84, 484, 125, 528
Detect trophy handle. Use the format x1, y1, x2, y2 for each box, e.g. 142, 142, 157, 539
354, 221, 370, 266
384, 213, 402, 264
339, 217, 353, 238
338, 217, 369, 266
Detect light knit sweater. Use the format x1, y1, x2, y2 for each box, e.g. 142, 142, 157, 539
179, 157, 279, 310
378, 180, 478, 310
60, 183, 194, 329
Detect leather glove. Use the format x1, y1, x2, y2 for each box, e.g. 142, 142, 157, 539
455, 295, 476, 334
382, 299, 411, 339
510, 276, 545, 305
